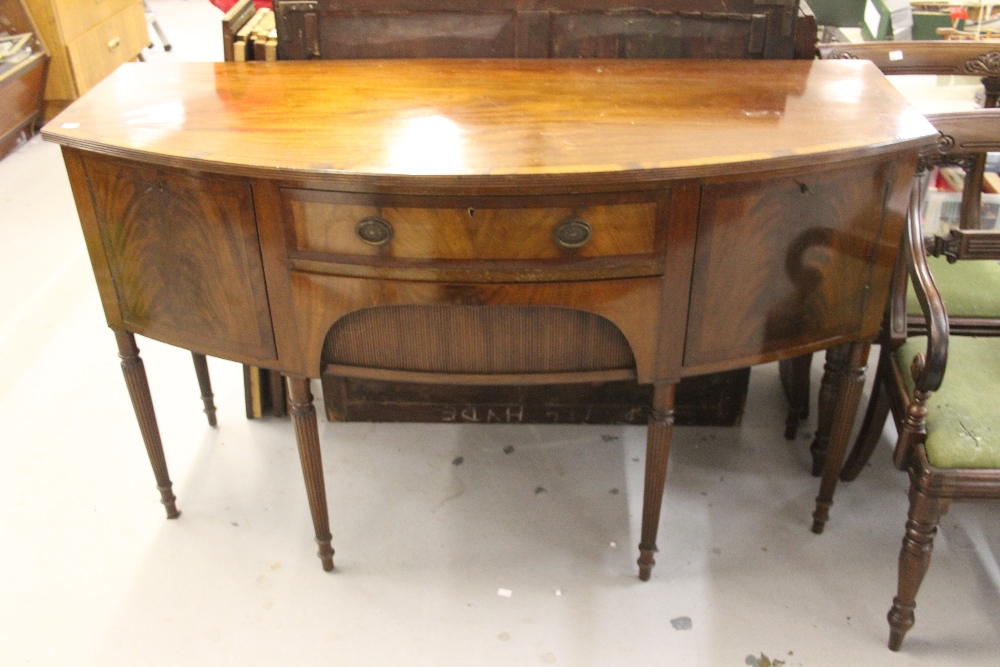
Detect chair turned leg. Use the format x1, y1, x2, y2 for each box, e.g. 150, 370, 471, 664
287, 377, 335, 572
114, 331, 179, 519
888, 485, 946, 651
841, 348, 890, 482
809, 345, 850, 477
779, 353, 813, 440
812, 342, 869, 534
637, 383, 677, 581
191, 352, 218, 427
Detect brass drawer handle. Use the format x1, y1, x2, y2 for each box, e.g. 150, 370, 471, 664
356, 217, 393, 246
107, 37, 121, 51
553, 218, 592, 248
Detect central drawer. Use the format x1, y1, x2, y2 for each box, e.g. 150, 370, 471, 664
281, 189, 660, 263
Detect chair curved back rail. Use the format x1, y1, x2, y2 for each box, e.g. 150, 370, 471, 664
817, 41, 1000, 85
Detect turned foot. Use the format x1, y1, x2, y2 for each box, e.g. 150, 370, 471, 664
115, 331, 180, 520
637, 546, 656, 581
288, 377, 335, 572
887, 485, 945, 650
191, 352, 218, 427
637, 383, 676, 581
811, 342, 869, 534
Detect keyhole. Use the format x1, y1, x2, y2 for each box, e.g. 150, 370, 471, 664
468, 208, 475, 218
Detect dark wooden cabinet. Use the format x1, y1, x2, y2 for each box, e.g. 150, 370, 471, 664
274, 0, 806, 61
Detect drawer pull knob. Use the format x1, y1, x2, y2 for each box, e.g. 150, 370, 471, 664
356, 217, 393, 246
107, 37, 121, 51
553, 218, 592, 248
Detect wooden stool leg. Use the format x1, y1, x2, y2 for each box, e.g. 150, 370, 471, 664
779, 353, 813, 440
811, 342, 869, 534
888, 485, 946, 651
115, 331, 180, 519
637, 383, 677, 581
809, 345, 850, 476
288, 377, 335, 572
191, 352, 218, 427
841, 348, 890, 482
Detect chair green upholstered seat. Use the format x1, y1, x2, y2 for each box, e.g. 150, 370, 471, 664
897, 336, 1000, 469
906, 257, 1000, 319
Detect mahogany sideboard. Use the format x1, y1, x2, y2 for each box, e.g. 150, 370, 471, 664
263, 0, 820, 426
43, 59, 937, 578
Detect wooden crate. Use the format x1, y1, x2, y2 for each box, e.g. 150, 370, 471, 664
321, 371, 751, 427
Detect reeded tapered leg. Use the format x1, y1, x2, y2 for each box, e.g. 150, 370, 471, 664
115, 330, 179, 519
888, 485, 946, 651
809, 345, 849, 476
779, 353, 813, 440
288, 377, 335, 572
637, 383, 677, 581
811, 342, 869, 534
191, 352, 218, 427
841, 348, 891, 482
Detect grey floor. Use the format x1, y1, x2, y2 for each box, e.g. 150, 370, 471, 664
2, 2, 999, 664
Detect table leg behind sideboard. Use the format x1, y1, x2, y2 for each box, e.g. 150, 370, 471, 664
811, 341, 871, 534
114, 330, 180, 519
287, 377, 335, 572
637, 382, 677, 581
191, 352, 218, 427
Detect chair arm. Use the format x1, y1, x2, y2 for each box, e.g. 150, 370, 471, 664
923, 110, 1000, 155
905, 187, 950, 394
926, 228, 1000, 262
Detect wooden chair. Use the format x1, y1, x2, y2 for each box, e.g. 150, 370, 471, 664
824, 107, 1000, 650
780, 41, 1000, 479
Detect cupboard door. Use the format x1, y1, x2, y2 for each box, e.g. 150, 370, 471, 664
84, 156, 276, 362
685, 159, 898, 369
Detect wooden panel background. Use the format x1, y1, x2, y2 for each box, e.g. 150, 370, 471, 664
275, 1, 804, 61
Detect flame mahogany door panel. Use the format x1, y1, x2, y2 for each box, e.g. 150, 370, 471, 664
80, 155, 277, 362
684, 158, 912, 374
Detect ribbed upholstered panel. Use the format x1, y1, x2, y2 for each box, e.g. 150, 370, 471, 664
322, 305, 635, 374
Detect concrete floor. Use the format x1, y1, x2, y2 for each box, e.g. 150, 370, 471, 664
1, 2, 999, 664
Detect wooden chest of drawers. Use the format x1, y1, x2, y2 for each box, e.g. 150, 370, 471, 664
25, 0, 148, 118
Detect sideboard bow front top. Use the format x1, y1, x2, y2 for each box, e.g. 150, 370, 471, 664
43, 59, 937, 577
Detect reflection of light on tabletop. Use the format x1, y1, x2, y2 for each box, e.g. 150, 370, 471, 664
122, 101, 186, 127
118, 101, 187, 149
894, 107, 936, 140
386, 115, 465, 175
818, 77, 865, 105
